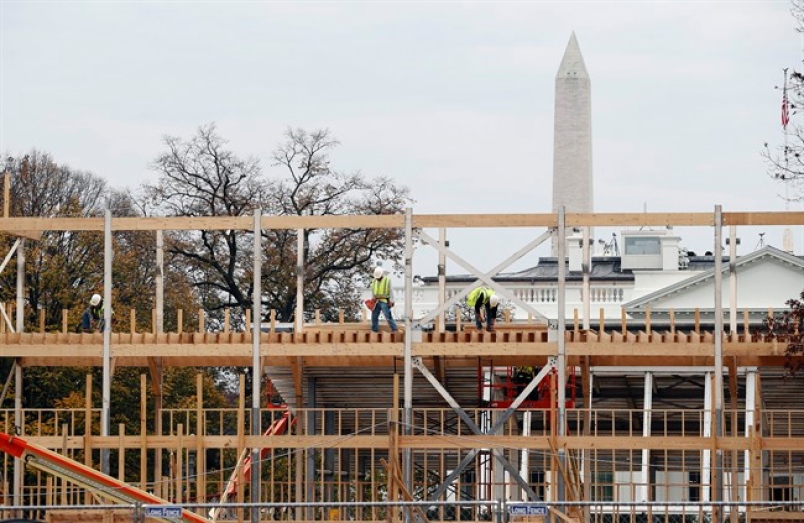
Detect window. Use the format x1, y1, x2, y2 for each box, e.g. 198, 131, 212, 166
593, 472, 614, 501
624, 237, 661, 255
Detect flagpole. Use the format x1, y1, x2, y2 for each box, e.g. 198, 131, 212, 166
783, 68, 790, 211
782, 68, 794, 253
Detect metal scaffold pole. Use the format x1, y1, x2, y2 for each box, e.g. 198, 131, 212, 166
101, 209, 112, 475
251, 208, 262, 523
403, 207, 414, 516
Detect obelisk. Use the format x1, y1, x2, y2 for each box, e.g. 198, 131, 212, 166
552, 32, 593, 255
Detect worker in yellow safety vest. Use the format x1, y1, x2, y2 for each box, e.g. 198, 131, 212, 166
466, 287, 500, 332
370, 267, 398, 333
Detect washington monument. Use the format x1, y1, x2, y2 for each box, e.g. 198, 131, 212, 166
552, 32, 593, 254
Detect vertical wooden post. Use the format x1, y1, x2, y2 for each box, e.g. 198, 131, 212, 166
237, 375, 246, 510
669, 309, 676, 338
84, 374, 93, 505
2, 171, 9, 219
694, 307, 701, 335
177, 309, 183, 334
270, 309, 276, 333
130, 309, 136, 334
196, 373, 206, 505
224, 308, 230, 333
245, 309, 251, 333
621, 307, 627, 337
176, 424, 184, 504
599, 307, 605, 341
198, 308, 204, 333
645, 308, 651, 336
38, 309, 44, 333
743, 310, 750, 342
315, 309, 321, 324
60, 424, 68, 505
140, 374, 147, 490
338, 308, 344, 324
118, 423, 126, 481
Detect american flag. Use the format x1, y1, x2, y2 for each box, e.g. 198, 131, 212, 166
782, 83, 790, 129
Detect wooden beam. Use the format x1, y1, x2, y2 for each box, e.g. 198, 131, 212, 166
0, 210, 801, 233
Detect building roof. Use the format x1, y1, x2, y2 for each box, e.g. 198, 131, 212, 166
624, 246, 804, 310
421, 255, 726, 284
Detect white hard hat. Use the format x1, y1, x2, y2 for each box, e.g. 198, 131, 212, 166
489, 295, 500, 307
373, 267, 384, 279
90, 294, 101, 306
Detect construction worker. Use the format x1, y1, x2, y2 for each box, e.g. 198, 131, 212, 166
81, 293, 111, 333
512, 366, 542, 399
466, 286, 500, 332
370, 267, 398, 333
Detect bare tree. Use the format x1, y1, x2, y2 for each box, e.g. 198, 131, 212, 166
264, 128, 410, 321
139, 125, 411, 324
762, 1, 804, 201
141, 124, 263, 324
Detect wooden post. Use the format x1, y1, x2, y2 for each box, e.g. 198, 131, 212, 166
694, 307, 701, 335
61, 310, 68, 334
315, 309, 321, 324
743, 309, 750, 342
270, 309, 276, 333
84, 374, 93, 505
118, 423, 126, 481
130, 309, 136, 334
237, 375, 246, 511
177, 309, 183, 334
599, 307, 605, 341
176, 424, 184, 504
645, 307, 651, 337
245, 309, 251, 332
338, 308, 344, 324
140, 374, 147, 490
196, 373, 205, 505
198, 308, 204, 333
60, 424, 68, 504
621, 307, 627, 337
3, 171, 9, 219
670, 309, 676, 338
38, 309, 44, 333
224, 308, 230, 333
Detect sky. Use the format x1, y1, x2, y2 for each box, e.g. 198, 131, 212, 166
2, 0, 803, 278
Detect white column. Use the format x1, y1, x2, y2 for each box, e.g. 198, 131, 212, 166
744, 369, 757, 503
702, 372, 712, 503
15, 238, 24, 333
519, 410, 532, 501
156, 230, 164, 333
295, 228, 304, 333
101, 209, 112, 474
438, 228, 446, 333
637, 372, 653, 503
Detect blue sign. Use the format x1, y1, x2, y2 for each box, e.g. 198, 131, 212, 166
508, 504, 548, 516
145, 506, 183, 518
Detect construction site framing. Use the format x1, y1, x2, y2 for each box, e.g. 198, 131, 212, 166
0, 207, 802, 523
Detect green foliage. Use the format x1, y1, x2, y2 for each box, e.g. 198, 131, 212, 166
763, 290, 804, 376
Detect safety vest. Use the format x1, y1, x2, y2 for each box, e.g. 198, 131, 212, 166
372, 277, 391, 302
466, 287, 494, 308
